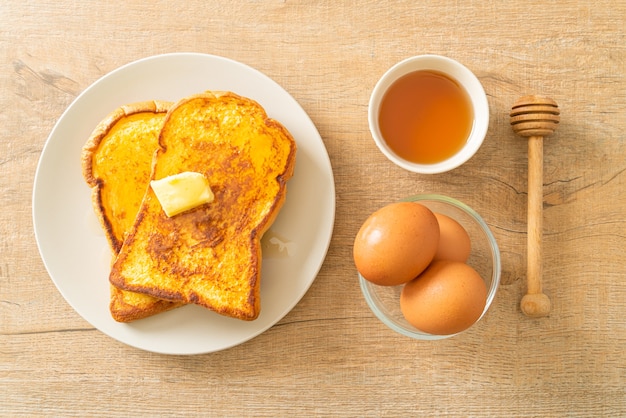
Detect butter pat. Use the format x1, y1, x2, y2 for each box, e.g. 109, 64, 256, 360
150, 172, 214, 217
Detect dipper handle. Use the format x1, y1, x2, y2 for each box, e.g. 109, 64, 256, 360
510, 95, 560, 318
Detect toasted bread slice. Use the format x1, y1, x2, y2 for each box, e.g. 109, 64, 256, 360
81, 100, 184, 322
109, 92, 297, 320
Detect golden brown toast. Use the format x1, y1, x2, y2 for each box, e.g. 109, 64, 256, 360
81, 100, 184, 322
109, 92, 297, 320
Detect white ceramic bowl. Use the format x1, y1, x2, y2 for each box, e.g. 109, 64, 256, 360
368, 55, 489, 174
359, 194, 501, 340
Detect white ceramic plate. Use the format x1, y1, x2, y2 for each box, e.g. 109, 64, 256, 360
32, 53, 335, 355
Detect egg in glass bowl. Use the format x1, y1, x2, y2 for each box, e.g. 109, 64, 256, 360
355, 194, 501, 340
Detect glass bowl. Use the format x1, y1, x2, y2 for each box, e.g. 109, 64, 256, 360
358, 194, 501, 340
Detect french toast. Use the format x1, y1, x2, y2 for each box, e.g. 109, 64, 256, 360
81, 100, 184, 322
109, 91, 297, 320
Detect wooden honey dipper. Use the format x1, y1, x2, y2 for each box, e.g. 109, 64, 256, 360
510, 95, 560, 318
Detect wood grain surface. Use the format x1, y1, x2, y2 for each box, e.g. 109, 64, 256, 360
1, 1, 624, 416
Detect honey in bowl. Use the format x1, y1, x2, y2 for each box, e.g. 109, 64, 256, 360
378, 70, 474, 165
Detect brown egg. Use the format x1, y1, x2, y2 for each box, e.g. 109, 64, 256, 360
432, 213, 471, 262
353, 202, 439, 286
400, 260, 487, 335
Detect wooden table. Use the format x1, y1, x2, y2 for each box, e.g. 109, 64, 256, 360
2, 1, 624, 416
